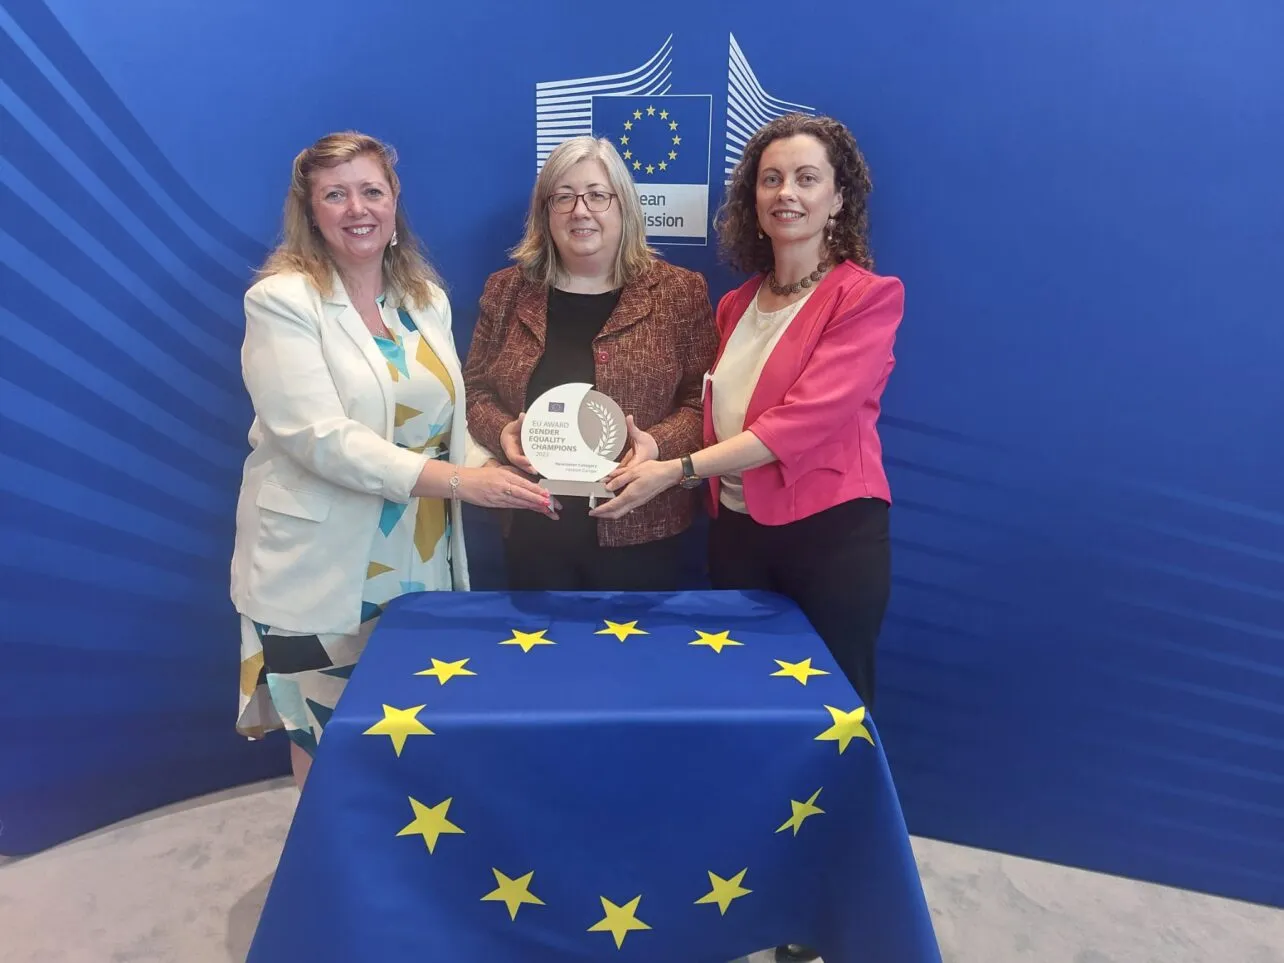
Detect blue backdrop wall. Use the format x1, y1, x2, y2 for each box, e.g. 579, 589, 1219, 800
2, 0, 1281, 908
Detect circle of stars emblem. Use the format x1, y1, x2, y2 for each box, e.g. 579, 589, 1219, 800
357, 611, 876, 950
617, 104, 681, 176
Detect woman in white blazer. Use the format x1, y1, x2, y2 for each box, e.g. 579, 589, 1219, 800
232, 131, 552, 787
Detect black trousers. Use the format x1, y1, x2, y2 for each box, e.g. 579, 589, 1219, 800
708, 498, 890, 710
504, 497, 685, 591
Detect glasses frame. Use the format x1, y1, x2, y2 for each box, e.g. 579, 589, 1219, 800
546, 190, 618, 214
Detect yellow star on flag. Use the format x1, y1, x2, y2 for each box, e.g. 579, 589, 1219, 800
397, 796, 464, 853
596, 619, 648, 642
695, 868, 752, 914
623, 149, 632, 159
689, 630, 744, 653
646, 105, 656, 115
771, 657, 830, 686
815, 704, 874, 753
633, 109, 642, 119
672, 134, 682, 145
481, 868, 545, 920
658, 161, 668, 171
619, 134, 629, 145
776, 788, 824, 835
362, 704, 433, 756
624, 119, 633, 130
668, 150, 678, 159
588, 895, 651, 948
499, 629, 556, 653
645, 164, 655, 174
659, 109, 669, 119
414, 657, 477, 685
669, 120, 679, 130
633, 160, 641, 171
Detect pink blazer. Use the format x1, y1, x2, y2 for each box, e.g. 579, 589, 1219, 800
703, 260, 905, 525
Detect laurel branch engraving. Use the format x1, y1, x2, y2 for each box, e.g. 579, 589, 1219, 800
586, 400, 620, 456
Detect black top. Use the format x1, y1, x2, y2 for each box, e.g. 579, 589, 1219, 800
524, 287, 622, 409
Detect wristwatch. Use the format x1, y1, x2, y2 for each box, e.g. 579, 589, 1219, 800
678, 454, 702, 489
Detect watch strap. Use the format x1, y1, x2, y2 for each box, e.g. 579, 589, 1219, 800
679, 454, 701, 488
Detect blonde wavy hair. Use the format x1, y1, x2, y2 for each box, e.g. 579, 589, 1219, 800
257, 131, 442, 307
510, 136, 654, 288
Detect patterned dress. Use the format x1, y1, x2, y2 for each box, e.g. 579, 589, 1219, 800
235, 300, 455, 756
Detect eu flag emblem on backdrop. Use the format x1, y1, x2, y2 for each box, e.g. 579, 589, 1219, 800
591, 94, 712, 243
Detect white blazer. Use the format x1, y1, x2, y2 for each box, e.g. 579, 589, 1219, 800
230, 270, 487, 636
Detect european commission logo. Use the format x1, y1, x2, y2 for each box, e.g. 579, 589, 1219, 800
591, 95, 711, 244
535, 34, 812, 247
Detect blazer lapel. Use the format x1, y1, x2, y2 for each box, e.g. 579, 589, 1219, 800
742, 270, 841, 428
710, 277, 763, 372
597, 272, 657, 341
513, 279, 548, 347
324, 273, 397, 439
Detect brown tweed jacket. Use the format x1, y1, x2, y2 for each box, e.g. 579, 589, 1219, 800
463, 259, 718, 547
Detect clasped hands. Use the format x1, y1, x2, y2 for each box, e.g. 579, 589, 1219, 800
498, 412, 677, 520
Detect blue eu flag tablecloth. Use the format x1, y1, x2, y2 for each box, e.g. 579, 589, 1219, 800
248, 590, 940, 963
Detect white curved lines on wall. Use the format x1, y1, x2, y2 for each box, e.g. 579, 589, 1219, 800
0, 304, 238, 469
2, 152, 238, 379
725, 33, 814, 183
535, 34, 674, 171
2, 0, 262, 270
0, 0, 287, 861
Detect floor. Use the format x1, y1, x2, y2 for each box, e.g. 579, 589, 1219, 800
1, 779, 1281, 963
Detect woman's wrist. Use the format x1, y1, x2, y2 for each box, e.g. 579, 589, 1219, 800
453, 465, 482, 500
413, 458, 453, 500
414, 460, 490, 502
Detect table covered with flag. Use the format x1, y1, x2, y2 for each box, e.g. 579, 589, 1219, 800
247, 590, 940, 963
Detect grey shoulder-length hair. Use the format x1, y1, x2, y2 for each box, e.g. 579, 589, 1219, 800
509, 136, 654, 288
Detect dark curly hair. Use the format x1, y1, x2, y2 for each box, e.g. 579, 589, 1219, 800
715, 113, 875, 274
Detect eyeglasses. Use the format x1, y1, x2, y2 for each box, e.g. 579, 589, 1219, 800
547, 191, 617, 214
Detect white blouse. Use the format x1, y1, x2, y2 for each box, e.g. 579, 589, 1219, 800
710, 287, 816, 513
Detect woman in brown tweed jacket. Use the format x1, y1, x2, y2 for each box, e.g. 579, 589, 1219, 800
463, 136, 717, 590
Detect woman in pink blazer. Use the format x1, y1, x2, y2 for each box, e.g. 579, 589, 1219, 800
594, 113, 904, 718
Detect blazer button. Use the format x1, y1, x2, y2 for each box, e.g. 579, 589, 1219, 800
597, 350, 609, 362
